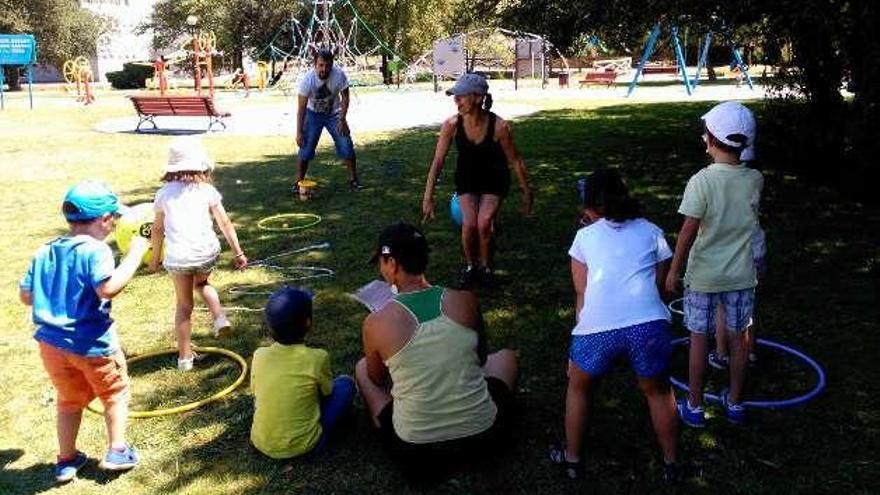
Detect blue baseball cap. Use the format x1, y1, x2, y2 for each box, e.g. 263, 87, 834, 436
446, 73, 489, 96
265, 286, 313, 334
62, 181, 121, 221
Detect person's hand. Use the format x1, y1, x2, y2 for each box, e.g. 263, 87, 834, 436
296, 132, 304, 148
337, 117, 350, 137
665, 272, 680, 295
234, 253, 248, 270
421, 196, 435, 223
521, 188, 534, 216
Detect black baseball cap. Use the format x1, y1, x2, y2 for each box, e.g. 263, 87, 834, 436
368, 222, 429, 271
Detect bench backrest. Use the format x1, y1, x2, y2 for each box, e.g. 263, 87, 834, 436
131, 96, 216, 116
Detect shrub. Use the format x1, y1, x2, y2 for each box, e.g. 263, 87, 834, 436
106, 63, 155, 89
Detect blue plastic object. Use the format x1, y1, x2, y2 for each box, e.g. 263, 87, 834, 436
450, 192, 463, 226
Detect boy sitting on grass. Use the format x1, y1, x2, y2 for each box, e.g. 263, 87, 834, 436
20, 181, 148, 483
250, 287, 356, 459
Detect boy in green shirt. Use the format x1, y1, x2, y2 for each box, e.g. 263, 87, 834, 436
250, 287, 356, 459
666, 102, 763, 426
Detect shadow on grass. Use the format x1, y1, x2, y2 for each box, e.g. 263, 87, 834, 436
110, 101, 879, 494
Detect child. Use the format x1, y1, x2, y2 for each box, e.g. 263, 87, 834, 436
148, 137, 248, 371
550, 168, 680, 483
20, 181, 147, 483
666, 101, 763, 426
250, 287, 356, 459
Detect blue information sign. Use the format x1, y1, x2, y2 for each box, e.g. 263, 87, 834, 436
0, 34, 38, 110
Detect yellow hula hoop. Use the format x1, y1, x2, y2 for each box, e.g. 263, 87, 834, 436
85, 346, 247, 419
257, 213, 322, 232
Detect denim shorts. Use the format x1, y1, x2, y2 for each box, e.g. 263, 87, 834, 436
298, 109, 355, 162
570, 320, 672, 378
684, 288, 755, 333
164, 255, 218, 275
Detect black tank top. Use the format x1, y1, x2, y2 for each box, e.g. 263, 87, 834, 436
454, 112, 510, 196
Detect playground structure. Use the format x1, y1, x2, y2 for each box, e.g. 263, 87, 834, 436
256, 0, 402, 93
627, 22, 754, 96
0, 33, 37, 110
62, 56, 96, 104
225, 61, 270, 94
406, 27, 569, 92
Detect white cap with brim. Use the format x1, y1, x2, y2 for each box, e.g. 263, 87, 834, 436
164, 136, 214, 174
702, 101, 756, 154
445, 73, 489, 96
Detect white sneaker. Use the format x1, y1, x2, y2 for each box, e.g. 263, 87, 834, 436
178, 355, 194, 372
212, 315, 231, 338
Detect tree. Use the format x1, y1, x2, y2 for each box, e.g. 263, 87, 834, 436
0, 0, 103, 90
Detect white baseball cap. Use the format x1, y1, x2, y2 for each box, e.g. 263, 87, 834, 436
164, 136, 214, 174
702, 101, 756, 157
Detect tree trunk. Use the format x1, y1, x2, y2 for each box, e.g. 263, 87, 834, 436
3, 66, 23, 91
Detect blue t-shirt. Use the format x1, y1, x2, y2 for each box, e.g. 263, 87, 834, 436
20, 235, 118, 357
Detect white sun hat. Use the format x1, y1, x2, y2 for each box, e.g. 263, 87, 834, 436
702, 101, 756, 158
164, 136, 214, 174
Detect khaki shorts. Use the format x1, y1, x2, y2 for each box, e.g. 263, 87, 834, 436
39, 342, 130, 413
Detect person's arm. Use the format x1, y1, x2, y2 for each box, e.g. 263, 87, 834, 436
665, 216, 701, 294
318, 351, 333, 397
496, 119, 533, 215
210, 202, 247, 269
571, 259, 587, 322
296, 94, 308, 147
656, 259, 671, 295
148, 210, 165, 273
96, 237, 149, 299
362, 314, 391, 388
421, 118, 455, 222
337, 87, 351, 136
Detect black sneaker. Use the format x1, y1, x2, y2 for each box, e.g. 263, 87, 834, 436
661, 462, 684, 485
458, 265, 476, 289
477, 265, 495, 288
349, 179, 365, 191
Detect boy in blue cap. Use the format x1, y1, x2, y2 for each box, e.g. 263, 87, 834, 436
250, 286, 356, 459
19, 181, 149, 483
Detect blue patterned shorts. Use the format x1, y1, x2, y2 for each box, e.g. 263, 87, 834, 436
684, 288, 755, 334
570, 320, 672, 378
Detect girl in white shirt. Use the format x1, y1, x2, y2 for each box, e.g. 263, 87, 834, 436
550, 168, 680, 482
149, 137, 248, 371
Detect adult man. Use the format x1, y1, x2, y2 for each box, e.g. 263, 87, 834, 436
356, 222, 518, 481
295, 49, 363, 192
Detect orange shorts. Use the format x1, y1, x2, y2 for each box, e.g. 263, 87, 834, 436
39, 342, 130, 413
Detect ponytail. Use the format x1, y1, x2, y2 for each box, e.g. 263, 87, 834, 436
482, 93, 493, 111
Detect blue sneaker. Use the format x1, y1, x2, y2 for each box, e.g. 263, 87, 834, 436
99, 445, 140, 471
722, 392, 747, 425
54, 451, 88, 483
677, 398, 706, 428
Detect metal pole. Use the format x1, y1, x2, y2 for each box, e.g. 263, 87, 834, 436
0, 67, 5, 110
693, 32, 712, 88
28, 64, 34, 109
731, 45, 754, 90
671, 25, 692, 95
627, 23, 662, 97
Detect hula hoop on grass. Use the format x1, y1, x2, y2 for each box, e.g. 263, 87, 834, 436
257, 213, 321, 232
228, 242, 334, 296
669, 337, 826, 410
86, 346, 247, 418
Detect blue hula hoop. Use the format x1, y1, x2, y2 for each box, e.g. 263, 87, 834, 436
669, 337, 826, 410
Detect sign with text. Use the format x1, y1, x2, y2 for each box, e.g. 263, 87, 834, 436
0, 34, 37, 65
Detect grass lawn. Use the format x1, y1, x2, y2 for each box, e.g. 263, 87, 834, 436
0, 89, 877, 495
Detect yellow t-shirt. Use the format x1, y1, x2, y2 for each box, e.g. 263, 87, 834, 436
678, 163, 763, 292
250, 343, 332, 459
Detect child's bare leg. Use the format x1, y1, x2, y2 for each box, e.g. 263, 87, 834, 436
564, 361, 596, 462
57, 410, 83, 459
637, 376, 679, 463
715, 304, 728, 359
194, 272, 224, 320
687, 333, 709, 407
104, 400, 128, 450
727, 329, 747, 404
172, 274, 195, 359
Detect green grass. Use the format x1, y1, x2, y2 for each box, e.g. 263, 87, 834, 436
0, 90, 878, 494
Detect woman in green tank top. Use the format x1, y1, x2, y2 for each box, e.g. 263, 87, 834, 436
356, 223, 518, 481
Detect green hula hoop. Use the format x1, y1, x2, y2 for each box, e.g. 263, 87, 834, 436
257, 213, 322, 232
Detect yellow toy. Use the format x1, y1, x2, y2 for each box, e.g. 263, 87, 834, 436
115, 202, 162, 264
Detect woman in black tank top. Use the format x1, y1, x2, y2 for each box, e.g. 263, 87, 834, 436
421, 74, 533, 288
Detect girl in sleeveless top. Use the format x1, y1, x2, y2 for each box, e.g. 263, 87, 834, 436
421, 73, 533, 289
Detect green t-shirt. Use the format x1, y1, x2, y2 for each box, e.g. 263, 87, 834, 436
678, 163, 763, 292
250, 343, 332, 459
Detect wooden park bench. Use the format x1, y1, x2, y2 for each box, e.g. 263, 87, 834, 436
129, 96, 231, 132
641, 64, 679, 75
579, 70, 617, 88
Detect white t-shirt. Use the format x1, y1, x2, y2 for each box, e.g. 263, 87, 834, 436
154, 182, 222, 266
298, 66, 349, 115
568, 218, 672, 335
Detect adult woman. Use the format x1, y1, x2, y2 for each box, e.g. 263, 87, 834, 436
421, 73, 533, 288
